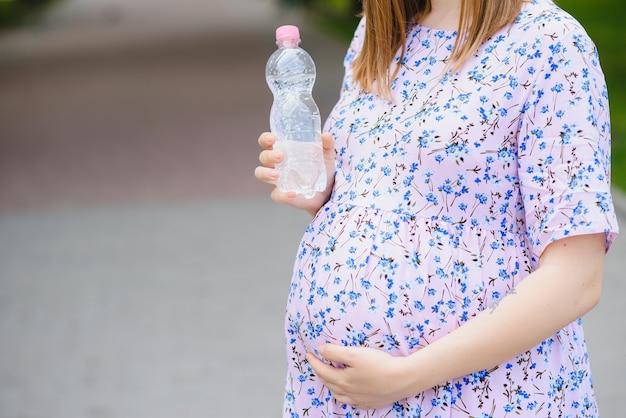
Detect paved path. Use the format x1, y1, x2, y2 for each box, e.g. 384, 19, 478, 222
0, 1, 623, 417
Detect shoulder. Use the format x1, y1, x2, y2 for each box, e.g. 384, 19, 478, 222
348, 17, 366, 54
496, 0, 602, 74
513, 0, 592, 41
343, 17, 366, 68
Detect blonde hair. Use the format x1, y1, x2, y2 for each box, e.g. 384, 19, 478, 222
352, 0, 526, 97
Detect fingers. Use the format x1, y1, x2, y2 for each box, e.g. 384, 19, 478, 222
306, 349, 356, 407
317, 344, 353, 366
306, 351, 341, 385
258, 148, 284, 169
257, 132, 284, 172
255, 132, 283, 184
306, 345, 353, 382
254, 166, 278, 184
270, 187, 297, 202
260, 131, 333, 152
306, 351, 328, 371
258, 132, 276, 150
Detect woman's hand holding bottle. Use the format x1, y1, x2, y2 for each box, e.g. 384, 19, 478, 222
255, 131, 335, 217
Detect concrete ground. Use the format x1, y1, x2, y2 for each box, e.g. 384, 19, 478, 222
0, 0, 623, 417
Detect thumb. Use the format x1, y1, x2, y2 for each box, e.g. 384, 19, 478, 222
321, 132, 335, 153
321, 132, 336, 177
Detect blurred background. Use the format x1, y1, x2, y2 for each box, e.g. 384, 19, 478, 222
0, 0, 623, 417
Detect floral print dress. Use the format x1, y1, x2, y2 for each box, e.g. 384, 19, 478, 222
282, 0, 619, 416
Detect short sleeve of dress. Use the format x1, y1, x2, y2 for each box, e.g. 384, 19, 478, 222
517, 26, 619, 261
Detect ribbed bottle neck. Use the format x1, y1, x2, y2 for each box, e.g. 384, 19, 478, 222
277, 38, 300, 49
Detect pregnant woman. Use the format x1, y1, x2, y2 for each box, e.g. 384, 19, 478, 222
255, 0, 619, 416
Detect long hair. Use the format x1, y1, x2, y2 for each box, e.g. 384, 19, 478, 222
352, 0, 526, 98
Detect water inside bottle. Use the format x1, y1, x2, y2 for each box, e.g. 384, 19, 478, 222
274, 140, 326, 198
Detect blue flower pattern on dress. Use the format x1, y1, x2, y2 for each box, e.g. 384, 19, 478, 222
283, 0, 619, 416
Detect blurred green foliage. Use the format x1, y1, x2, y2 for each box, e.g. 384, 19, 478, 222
281, 0, 625, 190
560, 0, 626, 190
0, 0, 59, 30
280, 0, 361, 40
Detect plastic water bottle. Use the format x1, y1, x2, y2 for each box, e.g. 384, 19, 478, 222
266, 25, 326, 199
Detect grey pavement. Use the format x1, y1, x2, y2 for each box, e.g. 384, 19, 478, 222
0, 1, 624, 417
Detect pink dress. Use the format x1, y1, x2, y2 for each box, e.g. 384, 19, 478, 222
283, 0, 619, 416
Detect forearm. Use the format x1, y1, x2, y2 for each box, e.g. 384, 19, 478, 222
403, 233, 605, 394
306, 234, 607, 409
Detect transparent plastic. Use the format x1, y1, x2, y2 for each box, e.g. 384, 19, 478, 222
265, 25, 326, 198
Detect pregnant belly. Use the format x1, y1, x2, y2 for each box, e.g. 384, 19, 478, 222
285, 204, 527, 357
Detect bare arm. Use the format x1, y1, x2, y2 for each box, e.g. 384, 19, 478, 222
308, 233, 606, 409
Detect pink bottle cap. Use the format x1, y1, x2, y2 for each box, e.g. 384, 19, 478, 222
276, 25, 300, 42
